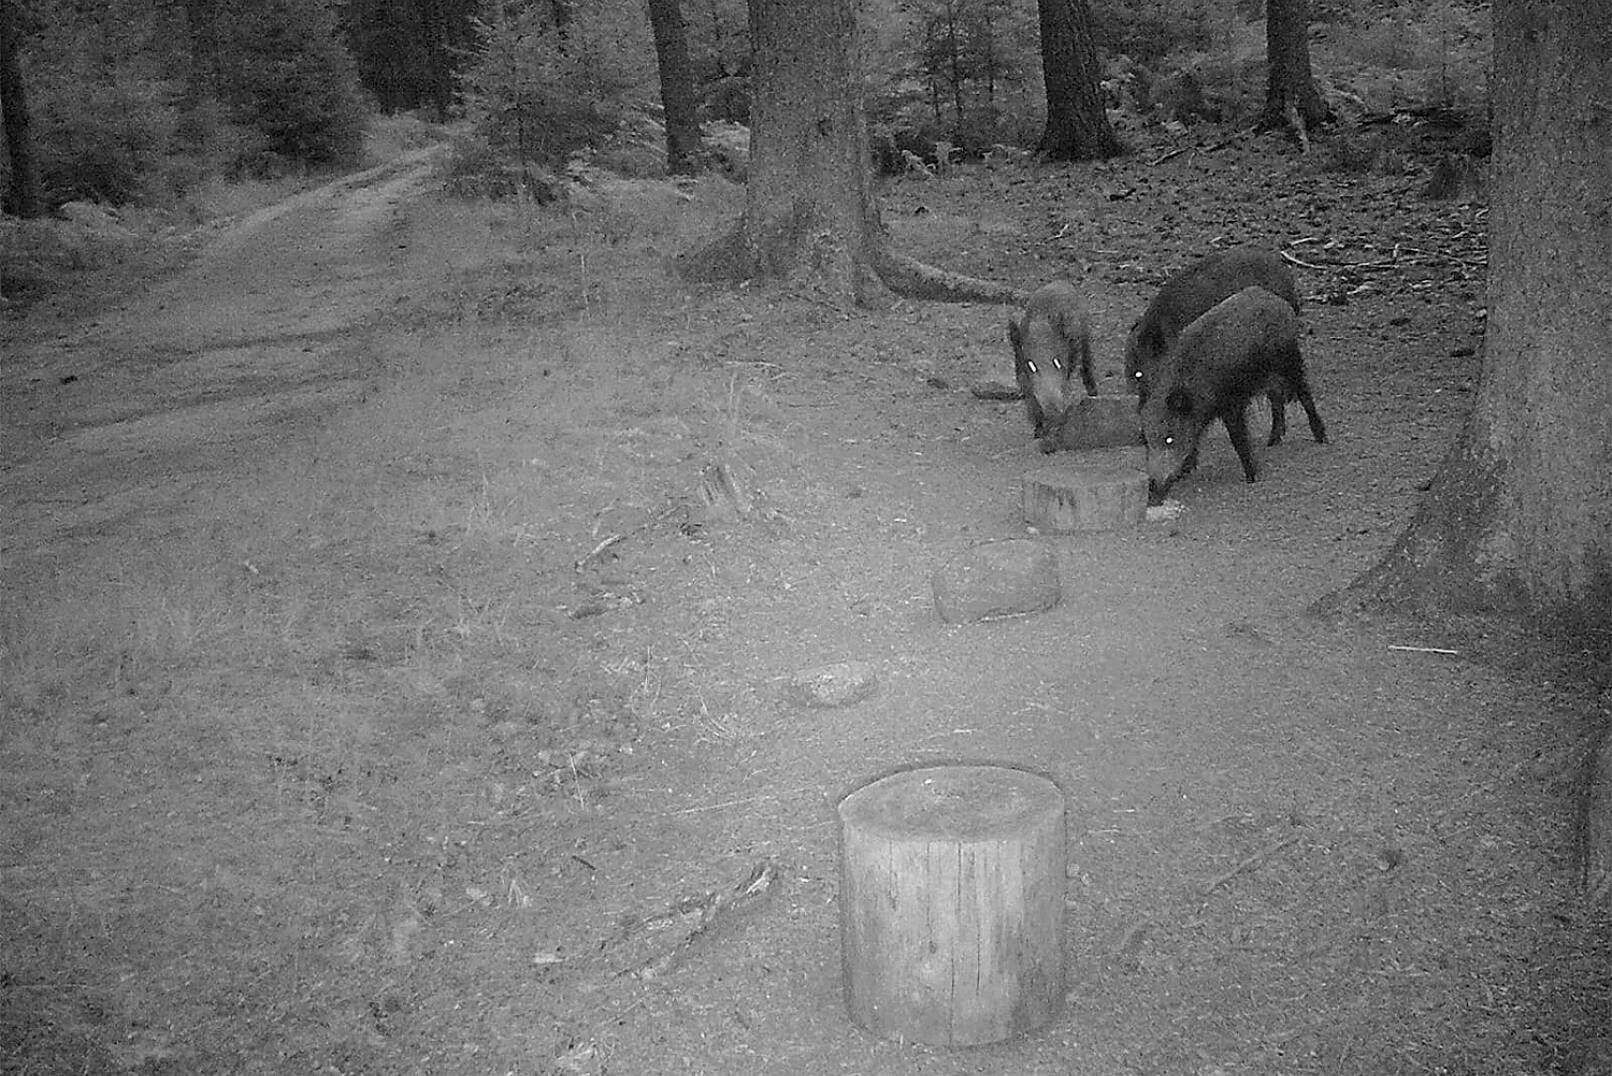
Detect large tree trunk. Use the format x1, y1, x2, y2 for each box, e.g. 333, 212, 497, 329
682, 0, 1019, 307
1329, 1, 1612, 627
1259, 0, 1329, 136
1034, 0, 1122, 161
647, 0, 703, 176
0, 0, 41, 218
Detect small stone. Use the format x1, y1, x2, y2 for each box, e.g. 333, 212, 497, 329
932, 539, 1060, 624
788, 661, 880, 708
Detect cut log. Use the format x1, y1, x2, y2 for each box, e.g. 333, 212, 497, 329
1022, 462, 1148, 532
1055, 394, 1142, 450
839, 765, 1067, 1046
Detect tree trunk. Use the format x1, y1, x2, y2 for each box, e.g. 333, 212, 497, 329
945, 3, 964, 136
647, 0, 702, 175
1259, 0, 1329, 135
0, 0, 42, 218
1327, 1, 1612, 629
550, 0, 573, 46
421, 0, 453, 122
681, 0, 1022, 307
1034, 0, 1122, 161
181, 0, 216, 81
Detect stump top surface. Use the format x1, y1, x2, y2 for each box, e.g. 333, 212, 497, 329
1022, 462, 1146, 485
838, 765, 1064, 840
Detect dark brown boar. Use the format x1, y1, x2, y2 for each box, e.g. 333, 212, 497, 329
1141, 286, 1327, 502
1125, 246, 1300, 414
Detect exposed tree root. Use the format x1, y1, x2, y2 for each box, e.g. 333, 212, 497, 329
680, 226, 1028, 309
1309, 421, 1524, 623
868, 247, 1027, 306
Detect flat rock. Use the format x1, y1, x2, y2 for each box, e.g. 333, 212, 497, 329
1054, 394, 1142, 450
932, 539, 1060, 624
788, 661, 880, 707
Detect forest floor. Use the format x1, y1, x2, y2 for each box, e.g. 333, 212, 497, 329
2, 126, 1609, 1076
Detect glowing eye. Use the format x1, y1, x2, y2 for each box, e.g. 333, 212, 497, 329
1052, 357, 1062, 369
1164, 436, 1174, 446
1025, 361, 1037, 373
1133, 370, 1143, 380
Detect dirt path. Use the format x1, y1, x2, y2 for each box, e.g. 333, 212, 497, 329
2, 146, 1606, 1075
1, 148, 442, 553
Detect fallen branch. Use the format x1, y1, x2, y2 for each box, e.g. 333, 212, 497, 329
1388, 644, 1459, 656
1202, 126, 1255, 153
608, 860, 782, 980
1148, 146, 1190, 167
574, 503, 683, 571
1201, 836, 1300, 896
1279, 250, 1329, 272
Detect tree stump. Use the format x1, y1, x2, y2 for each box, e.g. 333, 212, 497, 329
1022, 462, 1147, 532
838, 765, 1067, 1046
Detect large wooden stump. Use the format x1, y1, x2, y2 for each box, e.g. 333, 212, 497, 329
838, 765, 1067, 1046
1022, 461, 1147, 533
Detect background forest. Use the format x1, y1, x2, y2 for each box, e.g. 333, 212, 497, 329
2, 0, 1490, 283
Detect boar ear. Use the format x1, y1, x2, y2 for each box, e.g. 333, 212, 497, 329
1165, 388, 1194, 416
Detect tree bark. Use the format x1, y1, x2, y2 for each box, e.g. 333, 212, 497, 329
1033, 0, 1122, 161
181, 0, 221, 91
1259, 0, 1329, 135
0, 0, 41, 218
647, 0, 703, 175
681, 0, 1021, 307
1326, 0, 1612, 629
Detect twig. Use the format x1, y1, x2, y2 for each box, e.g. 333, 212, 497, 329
1202, 126, 1254, 153
575, 532, 626, 570
1279, 250, 1328, 271
1201, 836, 1299, 896
620, 860, 782, 980
573, 504, 683, 571
1388, 644, 1459, 655
1391, 245, 1489, 269
1279, 249, 1402, 273
673, 785, 818, 814
1148, 146, 1190, 167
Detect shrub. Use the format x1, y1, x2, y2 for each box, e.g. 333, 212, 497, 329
30, 69, 178, 205
12, 0, 188, 206
457, 2, 655, 171
217, 0, 368, 169
1325, 0, 1490, 112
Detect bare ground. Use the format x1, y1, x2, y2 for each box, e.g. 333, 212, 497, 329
2, 135, 1609, 1076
